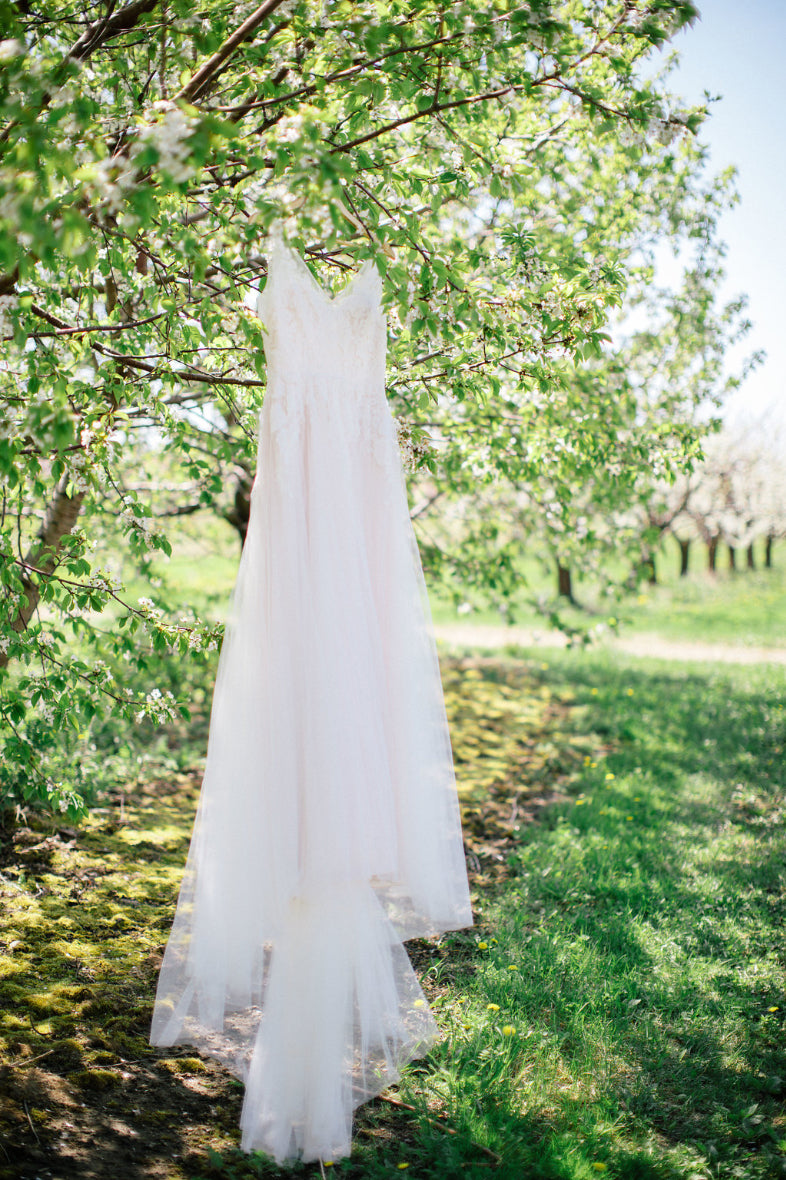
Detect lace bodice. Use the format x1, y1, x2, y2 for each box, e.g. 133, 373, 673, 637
257, 229, 386, 391
254, 227, 397, 475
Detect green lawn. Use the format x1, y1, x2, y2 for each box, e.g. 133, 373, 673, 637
105, 510, 786, 649
430, 535, 786, 650
2, 648, 784, 1179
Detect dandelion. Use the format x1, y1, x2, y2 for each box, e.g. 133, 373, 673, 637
605, 773, 615, 781
487, 1003, 500, 1011
584, 755, 591, 766
477, 941, 488, 950
413, 999, 426, 1009
501, 1025, 516, 1036
626, 816, 633, 821
591, 688, 599, 696
540, 662, 548, 670
627, 688, 635, 696
507, 964, 519, 972
767, 1006, 779, 1012
397, 1165, 410, 1170
592, 1165, 608, 1173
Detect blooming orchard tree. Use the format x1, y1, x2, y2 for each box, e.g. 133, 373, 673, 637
0, 0, 740, 818
672, 424, 786, 571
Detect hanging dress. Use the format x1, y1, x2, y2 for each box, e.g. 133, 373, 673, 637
149, 225, 473, 1164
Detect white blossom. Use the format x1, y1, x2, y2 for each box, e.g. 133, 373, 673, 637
0, 39, 24, 63
137, 101, 198, 183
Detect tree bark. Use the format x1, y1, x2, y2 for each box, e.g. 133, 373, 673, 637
728, 544, 736, 571
557, 563, 573, 600
0, 477, 86, 671
765, 533, 774, 569
175, 0, 290, 103
678, 538, 690, 577
746, 543, 755, 571
707, 535, 718, 572
646, 553, 657, 585
223, 474, 253, 548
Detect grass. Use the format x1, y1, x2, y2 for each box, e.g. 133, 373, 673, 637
97, 507, 786, 649
430, 536, 786, 651
1, 648, 784, 1178
417, 650, 786, 1180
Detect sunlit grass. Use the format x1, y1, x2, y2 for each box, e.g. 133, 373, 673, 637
429, 535, 786, 649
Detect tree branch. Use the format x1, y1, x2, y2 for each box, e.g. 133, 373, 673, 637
0, 477, 86, 671
69, 0, 159, 63
330, 83, 525, 154
174, 0, 291, 105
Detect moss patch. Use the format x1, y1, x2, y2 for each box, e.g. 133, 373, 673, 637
0, 656, 562, 1179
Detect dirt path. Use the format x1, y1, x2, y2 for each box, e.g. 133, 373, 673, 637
433, 623, 786, 666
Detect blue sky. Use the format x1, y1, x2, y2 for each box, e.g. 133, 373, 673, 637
665, 0, 786, 428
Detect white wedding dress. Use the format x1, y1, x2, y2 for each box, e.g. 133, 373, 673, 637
150, 226, 473, 1164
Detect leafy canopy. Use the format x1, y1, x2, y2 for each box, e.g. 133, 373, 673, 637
0, 0, 739, 818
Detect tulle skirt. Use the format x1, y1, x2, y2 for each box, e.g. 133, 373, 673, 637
150, 380, 472, 1162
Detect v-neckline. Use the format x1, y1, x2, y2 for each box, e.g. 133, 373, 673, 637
274, 231, 375, 305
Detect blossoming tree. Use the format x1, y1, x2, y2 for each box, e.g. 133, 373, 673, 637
0, 0, 739, 818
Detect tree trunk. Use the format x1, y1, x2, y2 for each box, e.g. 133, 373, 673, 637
765, 533, 774, 569
708, 536, 718, 572
223, 474, 253, 548
557, 563, 573, 600
728, 544, 736, 571
746, 543, 755, 571
678, 538, 690, 577
0, 477, 86, 671
647, 553, 657, 585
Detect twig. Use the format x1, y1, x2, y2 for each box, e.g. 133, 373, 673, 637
23, 1099, 41, 1145
11, 1048, 58, 1070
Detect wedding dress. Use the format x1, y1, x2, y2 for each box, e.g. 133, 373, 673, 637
149, 225, 473, 1164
